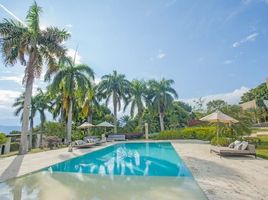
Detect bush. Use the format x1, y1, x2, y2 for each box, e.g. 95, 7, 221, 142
156, 126, 216, 140
211, 137, 228, 146
10, 142, 19, 152
43, 122, 65, 138
71, 130, 85, 141
45, 136, 61, 149
0, 133, 7, 144
124, 132, 144, 140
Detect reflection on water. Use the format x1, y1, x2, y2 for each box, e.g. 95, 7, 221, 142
0, 172, 207, 200
48, 143, 191, 177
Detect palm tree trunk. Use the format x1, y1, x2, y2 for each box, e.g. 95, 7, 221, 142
19, 76, 34, 155
113, 94, 117, 133
67, 99, 73, 143
29, 117, 33, 150
159, 112, 165, 131
40, 119, 44, 148
87, 109, 92, 135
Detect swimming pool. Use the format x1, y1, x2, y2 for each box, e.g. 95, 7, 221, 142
47, 142, 191, 177
0, 142, 207, 200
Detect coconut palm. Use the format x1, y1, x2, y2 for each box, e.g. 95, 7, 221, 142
147, 79, 178, 131
98, 70, 131, 133
0, 2, 70, 154
34, 89, 49, 147
50, 57, 94, 143
81, 86, 99, 123
13, 93, 36, 150
124, 80, 148, 129
13, 88, 48, 149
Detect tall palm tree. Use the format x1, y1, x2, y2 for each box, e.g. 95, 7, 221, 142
124, 80, 148, 129
0, 2, 70, 154
50, 57, 94, 143
34, 89, 49, 147
98, 70, 131, 133
13, 93, 37, 150
147, 79, 178, 131
82, 86, 99, 124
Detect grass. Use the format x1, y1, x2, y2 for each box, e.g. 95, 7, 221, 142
256, 135, 268, 159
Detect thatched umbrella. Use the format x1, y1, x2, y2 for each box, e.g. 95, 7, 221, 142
96, 121, 114, 133
78, 122, 95, 135
200, 110, 239, 144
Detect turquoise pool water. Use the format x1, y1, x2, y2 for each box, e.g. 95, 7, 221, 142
0, 142, 207, 200
47, 142, 191, 177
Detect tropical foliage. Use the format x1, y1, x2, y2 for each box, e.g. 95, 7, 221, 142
0, 2, 70, 154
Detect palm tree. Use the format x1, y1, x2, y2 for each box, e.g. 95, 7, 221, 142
34, 89, 49, 147
13, 94, 36, 150
147, 79, 178, 131
0, 2, 70, 154
13, 88, 48, 149
124, 80, 148, 130
98, 70, 131, 133
82, 86, 99, 124
50, 57, 94, 143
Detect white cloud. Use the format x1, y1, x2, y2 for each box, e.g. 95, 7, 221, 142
67, 48, 82, 64
223, 60, 233, 65
157, 53, 166, 59
66, 24, 73, 28
241, 0, 252, 5
0, 75, 23, 85
181, 86, 250, 108
0, 90, 21, 107
232, 32, 259, 48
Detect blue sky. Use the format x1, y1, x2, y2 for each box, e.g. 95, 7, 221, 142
0, 0, 268, 126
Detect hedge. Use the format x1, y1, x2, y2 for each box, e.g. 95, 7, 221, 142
10, 142, 19, 152
156, 126, 216, 141
210, 137, 228, 146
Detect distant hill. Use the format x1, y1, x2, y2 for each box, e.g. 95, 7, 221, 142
0, 125, 20, 135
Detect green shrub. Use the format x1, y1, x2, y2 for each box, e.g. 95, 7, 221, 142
0, 133, 7, 144
10, 142, 19, 152
71, 130, 85, 141
43, 122, 65, 138
211, 137, 228, 146
156, 126, 216, 140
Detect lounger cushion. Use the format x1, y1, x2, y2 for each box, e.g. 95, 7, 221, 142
240, 141, 248, 151
75, 140, 86, 145
234, 141, 241, 150
228, 142, 235, 148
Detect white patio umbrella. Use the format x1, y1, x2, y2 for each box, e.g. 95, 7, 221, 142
96, 121, 114, 133
200, 110, 239, 144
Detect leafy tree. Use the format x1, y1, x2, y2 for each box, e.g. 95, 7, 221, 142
0, 133, 7, 144
50, 57, 94, 143
206, 100, 227, 113
98, 70, 131, 133
147, 79, 178, 131
0, 2, 70, 154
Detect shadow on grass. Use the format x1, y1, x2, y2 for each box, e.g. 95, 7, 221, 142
0, 155, 24, 182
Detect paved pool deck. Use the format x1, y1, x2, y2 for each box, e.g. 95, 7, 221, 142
0, 140, 268, 200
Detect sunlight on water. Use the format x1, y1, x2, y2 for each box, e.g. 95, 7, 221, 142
0, 172, 207, 200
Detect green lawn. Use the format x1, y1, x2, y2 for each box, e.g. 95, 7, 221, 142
256, 135, 268, 159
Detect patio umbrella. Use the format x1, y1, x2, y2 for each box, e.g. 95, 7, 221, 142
200, 110, 239, 144
78, 122, 95, 135
96, 121, 114, 133
78, 122, 95, 129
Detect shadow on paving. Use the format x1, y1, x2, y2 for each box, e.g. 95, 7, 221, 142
184, 156, 241, 179
0, 155, 24, 182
